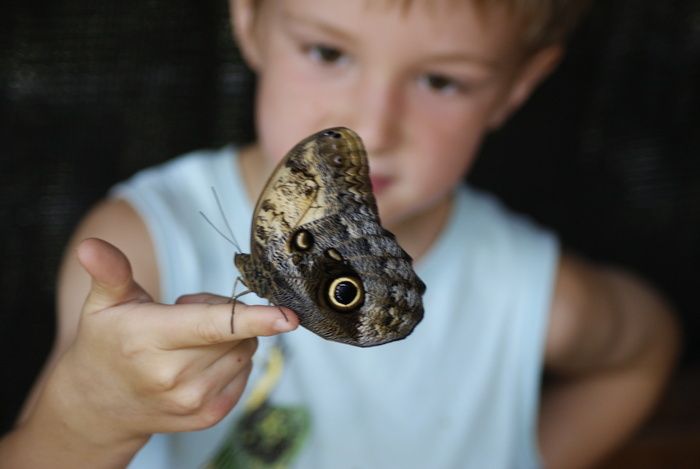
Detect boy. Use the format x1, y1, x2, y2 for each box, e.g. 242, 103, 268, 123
0, 0, 679, 468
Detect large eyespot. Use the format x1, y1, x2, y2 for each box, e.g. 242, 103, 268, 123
290, 229, 314, 251
327, 276, 364, 312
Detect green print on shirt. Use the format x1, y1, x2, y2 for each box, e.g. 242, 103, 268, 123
206, 343, 311, 469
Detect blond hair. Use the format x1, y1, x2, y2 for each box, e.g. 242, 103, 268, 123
387, 0, 593, 52
488, 0, 593, 51
251, 0, 592, 53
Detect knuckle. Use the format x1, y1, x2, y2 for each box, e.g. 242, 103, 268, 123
150, 368, 179, 393
168, 386, 206, 416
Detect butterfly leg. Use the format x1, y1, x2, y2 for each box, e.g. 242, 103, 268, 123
230, 276, 252, 334
277, 307, 289, 323
266, 299, 289, 324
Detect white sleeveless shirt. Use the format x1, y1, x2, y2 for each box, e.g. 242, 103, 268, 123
112, 146, 559, 469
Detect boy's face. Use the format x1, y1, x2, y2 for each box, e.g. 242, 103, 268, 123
233, 0, 558, 229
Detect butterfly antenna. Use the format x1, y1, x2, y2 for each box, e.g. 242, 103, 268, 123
199, 210, 237, 248
199, 186, 242, 252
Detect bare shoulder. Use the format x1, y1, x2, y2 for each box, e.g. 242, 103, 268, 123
56, 198, 159, 346
544, 253, 680, 375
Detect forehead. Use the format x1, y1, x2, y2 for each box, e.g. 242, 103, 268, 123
269, 0, 520, 62
367, 0, 512, 24
374, 0, 473, 12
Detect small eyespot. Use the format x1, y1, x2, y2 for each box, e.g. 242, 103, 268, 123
332, 154, 343, 166
326, 276, 364, 312
290, 229, 314, 251
324, 248, 343, 262
322, 129, 343, 139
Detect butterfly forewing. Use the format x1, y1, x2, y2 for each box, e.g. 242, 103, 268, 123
234, 127, 425, 347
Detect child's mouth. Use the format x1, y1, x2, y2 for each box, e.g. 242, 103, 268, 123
370, 176, 391, 194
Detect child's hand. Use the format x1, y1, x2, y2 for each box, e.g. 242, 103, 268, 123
49, 238, 298, 451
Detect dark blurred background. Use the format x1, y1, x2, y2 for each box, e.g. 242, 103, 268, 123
1, 0, 698, 465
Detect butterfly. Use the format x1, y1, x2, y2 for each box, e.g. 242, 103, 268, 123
234, 127, 425, 347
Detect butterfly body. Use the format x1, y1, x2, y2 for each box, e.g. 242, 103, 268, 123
235, 128, 425, 347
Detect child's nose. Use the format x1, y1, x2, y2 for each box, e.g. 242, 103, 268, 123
344, 78, 403, 155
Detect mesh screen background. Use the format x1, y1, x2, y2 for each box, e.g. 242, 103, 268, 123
2, 0, 699, 433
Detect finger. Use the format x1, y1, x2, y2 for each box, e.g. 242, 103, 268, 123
173, 339, 241, 378
156, 302, 298, 349
204, 338, 258, 396
176, 295, 256, 335
205, 361, 253, 427
178, 333, 256, 377
165, 339, 257, 417
77, 238, 152, 313
161, 362, 253, 433
175, 293, 232, 305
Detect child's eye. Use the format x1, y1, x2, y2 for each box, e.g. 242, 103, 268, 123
419, 73, 466, 95
306, 44, 347, 65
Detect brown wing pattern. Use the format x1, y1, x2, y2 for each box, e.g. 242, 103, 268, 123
235, 127, 424, 347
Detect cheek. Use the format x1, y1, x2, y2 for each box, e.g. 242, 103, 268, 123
256, 78, 308, 166
412, 121, 484, 186
413, 151, 474, 199
390, 129, 482, 220
255, 62, 332, 167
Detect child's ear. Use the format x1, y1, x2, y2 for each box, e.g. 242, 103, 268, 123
230, 0, 262, 70
487, 45, 563, 130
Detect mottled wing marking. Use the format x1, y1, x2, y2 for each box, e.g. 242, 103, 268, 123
235, 127, 425, 347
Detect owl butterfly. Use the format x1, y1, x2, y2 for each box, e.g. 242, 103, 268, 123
235, 127, 425, 347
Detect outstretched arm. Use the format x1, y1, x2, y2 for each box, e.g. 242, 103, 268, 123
539, 254, 680, 469
0, 201, 299, 469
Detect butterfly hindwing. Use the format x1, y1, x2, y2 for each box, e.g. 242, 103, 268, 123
235, 128, 425, 347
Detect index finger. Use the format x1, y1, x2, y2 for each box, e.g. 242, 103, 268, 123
154, 302, 299, 349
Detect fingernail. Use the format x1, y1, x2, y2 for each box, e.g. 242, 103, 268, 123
274, 318, 295, 332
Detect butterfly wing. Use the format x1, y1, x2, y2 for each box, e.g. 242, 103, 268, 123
235, 127, 425, 347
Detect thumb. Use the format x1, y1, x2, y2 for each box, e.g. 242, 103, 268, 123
77, 237, 152, 313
